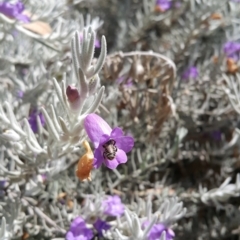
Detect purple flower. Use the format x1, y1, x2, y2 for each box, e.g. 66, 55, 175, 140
102, 195, 124, 217
0, 180, 5, 188
223, 41, 240, 61
39, 174, 47, 183
93, 218, 111, 237
231, 0, 240, 2
66, 217, 93, 240
182, 66, 198, 80
0, 0, 30, 23
210, 130, 222, 141
84, 113, 134, 169
28, 109, 45, 133
144, 222, 175, 240
0, 180, 6, 197
116, 76, 133, 88
17, 90, 24, 99
156, 0, 172, 11
66, 85, 81, 110
94, 38, 101, 48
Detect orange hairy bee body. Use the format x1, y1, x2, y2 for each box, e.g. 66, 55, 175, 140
210, 13, 222, 20
227, 58, 238, 74
76, 140, 94, 181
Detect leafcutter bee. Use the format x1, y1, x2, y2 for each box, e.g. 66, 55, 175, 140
103, 139, 118, 160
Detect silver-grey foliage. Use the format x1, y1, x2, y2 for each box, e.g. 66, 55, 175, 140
1, 0, 240, 239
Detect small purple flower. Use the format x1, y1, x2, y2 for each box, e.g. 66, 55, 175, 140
93, 218, 111, 237
223, 41, 240, 61
210, 130, 222, 141
116, 76, 133, 88
102, 195, 124, 217
17, 90, 24, 99
66, 217, 93, 240
66, 85, 81, 110
28, 109, 45, 133
0, 180, 6, 197
94, 38, 101, 48
84, 113, 134, 169
231, 0, 240, 2
144, 222, 175, 240
66, 85, 80, 102
182, 66, 198, 80
156, 0, 172, 11
0, 180, 6, 188
0, 0, 30, 23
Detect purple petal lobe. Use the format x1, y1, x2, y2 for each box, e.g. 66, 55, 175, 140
144, 222, 175, 240
66, 231, 74, 240
16, 14, 30, 23
115, 136, 134, 153
94, 219, 111, 237
115, 149, 127, 164
167, 229, 175, 239
110, 127, 123, 138
223, 41, 240, 61
103, 195, 125, 216
156, 0, 172, 11
182, 66, 198, 80
70, 217, 85, 229
66, 217, 93, 240
28, 108, 45, 133
93, 148, 104, 169
99, 134, 111, 145
104, 158, 119, 169
0, 1, 30, 23
102, 149, 128, 169
95, 38, 101, 48
84, 114, 112, 148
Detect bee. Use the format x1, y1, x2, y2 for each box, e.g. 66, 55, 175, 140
103, 139, 118, 160
76, 140, 94, 181
226, 58, 238, 74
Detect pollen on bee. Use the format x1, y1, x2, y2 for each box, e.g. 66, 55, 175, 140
76, 140, 94, 181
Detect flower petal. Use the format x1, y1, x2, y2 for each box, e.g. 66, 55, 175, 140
93, 148, 104, 169
84, 114, 112, 148
115, 136, 134, 153
116, 149, 127, 164
93, 219, 111, 237
103, 149, 126, 169
104, 158, 119, 169
66, 231, 74, 240
99, 134, 111, 145
110, 127, 123, 138
70, 217, 86, 230
16, 14, 30, 23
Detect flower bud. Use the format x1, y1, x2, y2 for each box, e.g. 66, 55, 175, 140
66, 85, 80, 102
66, 85, 82, 111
